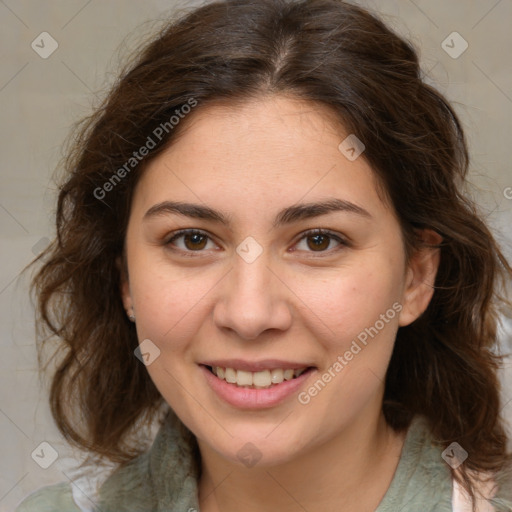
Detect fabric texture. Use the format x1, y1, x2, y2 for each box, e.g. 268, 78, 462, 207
15, 411, 512, 512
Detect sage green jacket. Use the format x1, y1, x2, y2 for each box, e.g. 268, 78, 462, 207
15, 413, 512, 511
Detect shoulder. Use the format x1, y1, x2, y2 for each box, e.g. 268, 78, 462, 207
15, 482, 82, 512
488, 462, 512, 512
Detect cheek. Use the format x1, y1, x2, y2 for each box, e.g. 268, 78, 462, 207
132, 279, 207, 350
297, 264, 403, 346
127, 234, 406, 356
127, 257, 244, 378
303, 270, 402, 408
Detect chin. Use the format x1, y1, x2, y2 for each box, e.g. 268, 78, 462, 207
198, 422, 313, 468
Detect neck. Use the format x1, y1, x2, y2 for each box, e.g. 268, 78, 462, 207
197, 408, 406, 512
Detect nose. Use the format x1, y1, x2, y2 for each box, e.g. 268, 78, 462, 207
212, 252, 293, 341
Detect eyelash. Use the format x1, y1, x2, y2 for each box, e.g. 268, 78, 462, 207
164, 228, 349, 257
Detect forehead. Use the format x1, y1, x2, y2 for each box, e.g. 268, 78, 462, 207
132, 95, 390, 222
166, 95, 350, 163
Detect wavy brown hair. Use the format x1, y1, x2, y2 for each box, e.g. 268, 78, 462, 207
30, 0, 512, 508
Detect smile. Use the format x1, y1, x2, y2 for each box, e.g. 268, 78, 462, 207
208, 366, 308, 389
200, 363, 316, 409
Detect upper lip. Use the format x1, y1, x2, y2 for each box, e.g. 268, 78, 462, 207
201, 359, 314, 372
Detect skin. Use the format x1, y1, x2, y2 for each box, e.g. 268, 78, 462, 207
120, 94, 441, 512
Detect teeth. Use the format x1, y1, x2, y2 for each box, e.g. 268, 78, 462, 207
212, 366, 308, 388
270, 369, 283, 384
225, 367, 237, 383
253, 370, 271, 387
237, 370, 253, 386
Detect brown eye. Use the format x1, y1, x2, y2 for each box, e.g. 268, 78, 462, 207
183, 232, 208, 250
294, 229, 347, 254
166, 230, 215, 252
306, 233, 331, 251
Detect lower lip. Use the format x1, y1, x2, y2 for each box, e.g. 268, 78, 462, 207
200, 365, 315, 409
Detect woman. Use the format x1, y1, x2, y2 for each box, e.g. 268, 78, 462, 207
16, 0, 512, 510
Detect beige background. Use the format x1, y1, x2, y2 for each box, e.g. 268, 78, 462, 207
1, 0, 511, 510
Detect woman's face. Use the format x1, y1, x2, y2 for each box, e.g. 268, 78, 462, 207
122, 95, 437, 467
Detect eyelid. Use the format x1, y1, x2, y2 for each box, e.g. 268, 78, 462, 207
164, 228, 349, 255
290, 228, 349, 255
164, 228, 217, 255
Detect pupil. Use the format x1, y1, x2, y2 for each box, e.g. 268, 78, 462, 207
183, 233, 330, 251
186, 233, 206, 250
308, 234, 329, 251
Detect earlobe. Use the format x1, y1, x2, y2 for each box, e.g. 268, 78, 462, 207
398, 229, 442, 327
116, 255, 133, 316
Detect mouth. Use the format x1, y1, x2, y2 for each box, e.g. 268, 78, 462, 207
205, 365, 311, 389
199, 359, 317, 408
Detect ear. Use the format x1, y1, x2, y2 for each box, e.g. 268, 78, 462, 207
116, 254, 133, 314
398, 229, 442, 327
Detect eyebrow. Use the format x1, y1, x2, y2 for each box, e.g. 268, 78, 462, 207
143, 198, 371, 229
